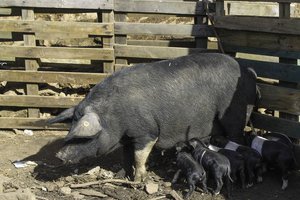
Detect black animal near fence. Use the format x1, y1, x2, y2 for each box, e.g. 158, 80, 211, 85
0, 0, 299, 138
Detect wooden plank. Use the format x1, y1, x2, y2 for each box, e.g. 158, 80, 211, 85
22, 8, 39, 118
0, 20, 113, 36
0, 32, 12, 39
236, 58, 300, 83
251, 112, 300, 139
115, 22, 214, 37
0, 117, 69, 130
258, 83, 300, 115
278, 2, 299, 122
0, 8, 12, 15
0, 0, 113, 10
100, 10, 115, 73
219, 30, 300, 58
0, 70, 109, 84
215, 16, 300, 35
114, 0, 207, 15
114, 44, 215, 59
224, 44, 300, 59
224, 0, 300, 2
114, 13, 128, 72
0, 46, 114, 60
0, 95, 83, 108
127, 39, 195, 48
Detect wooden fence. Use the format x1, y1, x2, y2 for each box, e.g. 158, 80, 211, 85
0, 0, 299, 138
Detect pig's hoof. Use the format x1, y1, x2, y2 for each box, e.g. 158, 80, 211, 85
246, 183, 253, 188
134, 172, 147, 182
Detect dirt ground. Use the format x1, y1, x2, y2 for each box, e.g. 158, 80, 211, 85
1, 130, 300, 200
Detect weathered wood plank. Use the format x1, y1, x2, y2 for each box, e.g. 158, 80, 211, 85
0, 70, 109, 84
0, 0, 113, 10
0, 117, 69, 129
223, 0, 300, 2
236, 58, 300, 83
114, 13, 128, 72
251, 112, 300, 139
0, 31, 12, 39
114, 0, 207, 15
224, 44, 300, 59
0, 95, 83, 108
215, 16, 300, 35
115, 22, 214, 37
0, 46, 114, 60
0, 20, 113, 36
127, 39, 195, 48
0, 8, 12, 15
101, 10, 115, 73
114, 44, 216, 59
258, 83, 300, 115
219, 30, 300, 58
22, 8, 39, 118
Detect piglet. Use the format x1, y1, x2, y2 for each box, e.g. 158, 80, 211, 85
189, 138, 232, 197
172, 142, 208, 199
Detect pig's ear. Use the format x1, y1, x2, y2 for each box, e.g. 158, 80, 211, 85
47, 107, 75, 124
65, 112, 102, 141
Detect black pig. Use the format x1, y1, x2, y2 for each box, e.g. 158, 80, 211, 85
172, 142, 208, 199
47, 53, 257, 182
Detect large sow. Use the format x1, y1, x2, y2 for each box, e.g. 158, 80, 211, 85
48, 53, 257, 181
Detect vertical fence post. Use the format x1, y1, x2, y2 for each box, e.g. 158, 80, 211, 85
278, 3, 299, 125
22, 8, 40, 118
195, 1, 208, 49
99, 10, 115, 73
114, 13, 128, 71
215, 0, 226, 53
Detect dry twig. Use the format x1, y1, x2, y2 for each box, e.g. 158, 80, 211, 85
70, 179, 141, 189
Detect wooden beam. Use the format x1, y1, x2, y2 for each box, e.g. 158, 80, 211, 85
0, 117, 69, 130
0, 0, 113, 10
0, 20, 113, 36
0, 95, 83, 108
0, 46, 114, 60
219, 30, 300, 59
222, 0, 300, 2
100, 10, 115, 73
127, 39, 195, 48
114, 0, 207, 15
258, 83, 300, 115
115, 22, 214, 37
215, 16, 300, 35
224, 44, 300, 59
251, 112, 300, 139
236, 58, 300, 83
22, 8, 39, 118
114, 44, 215, 59
0, 70, 109, 84
114, 13, 128, 72
0, 8, 12, 15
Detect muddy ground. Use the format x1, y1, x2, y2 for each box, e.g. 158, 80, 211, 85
1, 130, 300, 200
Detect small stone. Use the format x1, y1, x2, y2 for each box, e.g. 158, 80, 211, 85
72, 191, 85, 199
55, 181, 65, 188
60, 186, 72, 195
145, 182, 159, 194
46, 184, 56, 192
86, 166, 100, 176
41, 186, 47, 192
65, 176, 74, 183
163, 182, 172, 188
59, 92, 66, 97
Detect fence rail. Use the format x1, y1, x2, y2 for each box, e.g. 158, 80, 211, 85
0, 0, 299, 138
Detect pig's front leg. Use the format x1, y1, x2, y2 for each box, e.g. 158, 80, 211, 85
134, 137, 158, 182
